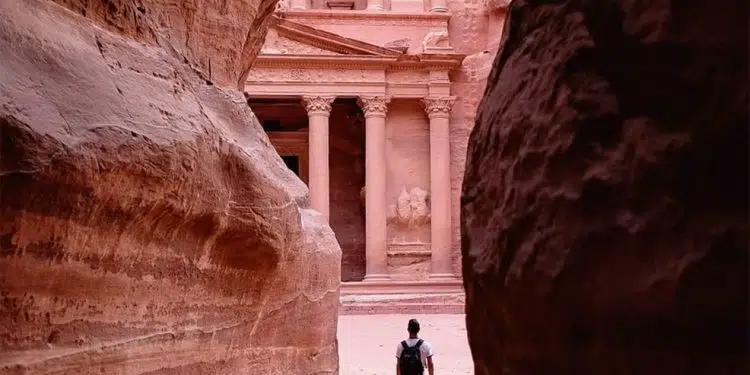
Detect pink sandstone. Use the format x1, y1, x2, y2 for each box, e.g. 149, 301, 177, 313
0, 0, 341, 373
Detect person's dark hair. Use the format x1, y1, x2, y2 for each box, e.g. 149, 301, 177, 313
407, 319, 420, 334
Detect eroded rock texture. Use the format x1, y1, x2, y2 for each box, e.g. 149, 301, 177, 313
51, 0, 278, 88
461, 1, 748, 374
0, 0, 340, 374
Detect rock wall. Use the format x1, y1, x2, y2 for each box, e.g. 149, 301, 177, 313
51, 0, 278, 88
447, 0, 508, 275
461, 0, 748, 374
0, 0, 340, 374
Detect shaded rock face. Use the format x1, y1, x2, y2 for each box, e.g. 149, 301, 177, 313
51, 0, 278, 88
461, 1, 748, 374
0, 0, 340, 374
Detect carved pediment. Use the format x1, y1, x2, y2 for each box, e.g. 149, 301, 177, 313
261, 29, 341, 55
258, 16, 404, 57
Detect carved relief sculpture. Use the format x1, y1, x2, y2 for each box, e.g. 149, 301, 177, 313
388, 187, 431, 243
275, 0, 289, 12
422, 29, 452, 52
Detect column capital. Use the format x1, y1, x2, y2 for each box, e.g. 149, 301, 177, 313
422, 96, 456, 118
302, 95, 335, 115
357, 96, 391, 118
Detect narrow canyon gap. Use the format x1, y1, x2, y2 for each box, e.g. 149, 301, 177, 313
461, 0, 748, 375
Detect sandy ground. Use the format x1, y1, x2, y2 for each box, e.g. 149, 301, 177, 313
337, 314, 473, 375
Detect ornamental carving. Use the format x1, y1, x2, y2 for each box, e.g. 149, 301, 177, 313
357, 96, 391, 117
387, 187, 431, 243
274, 0, 288, 12
422, 97, 456, 117
260, 30, 340, 56
302, 96, 335, 114
422, 30, 452, 51
246, 68, 381, 83
285, 14, 450, 27
387, 70, 429, 84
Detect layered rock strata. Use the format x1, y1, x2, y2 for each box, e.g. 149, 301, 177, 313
461, 0, 748, 374
0, 0, 341, 374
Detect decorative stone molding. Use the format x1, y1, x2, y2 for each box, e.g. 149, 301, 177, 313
248, 68, 382, 83
385, 38, 411, 53
283, 10, 451, 27
302, 95, 336, 115
327, 0, 355, 9
357, 96, 391, 117
422, 96, 456, 118
261, 30, 340, 56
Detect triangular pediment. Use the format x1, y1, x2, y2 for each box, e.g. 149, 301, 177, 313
259, 16, 403, 57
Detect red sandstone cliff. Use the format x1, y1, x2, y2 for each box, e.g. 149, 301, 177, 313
461, 0, 748, 374
0, 0, 340, 373
447, 0, 508, 275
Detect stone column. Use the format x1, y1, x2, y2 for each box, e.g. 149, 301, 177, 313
366, 0, 384, 11
358, 96, 391, 282
302, 96, 335, 221
290, 0, 307, 10
422, 97, 456, 279
429, 0, 447, 12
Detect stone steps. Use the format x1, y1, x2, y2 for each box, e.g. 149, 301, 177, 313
340, 280, 464, 295
339, 292, 465, 315
339, 303, 464, 315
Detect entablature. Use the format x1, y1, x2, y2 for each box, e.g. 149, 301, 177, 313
245, 14, 465, 99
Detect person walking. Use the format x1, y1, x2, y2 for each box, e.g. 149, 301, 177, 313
396, 319, 434, 375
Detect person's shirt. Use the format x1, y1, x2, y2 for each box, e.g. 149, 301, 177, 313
395, 338, 434, 364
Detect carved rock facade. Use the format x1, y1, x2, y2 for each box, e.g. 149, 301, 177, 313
0, 0, 340, 373
461, 1, 748, 374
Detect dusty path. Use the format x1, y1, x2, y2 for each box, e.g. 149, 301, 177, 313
337, 314, 473, 375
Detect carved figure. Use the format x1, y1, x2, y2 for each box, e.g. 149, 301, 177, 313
421, 30, 451, 52
393, 187, 431, 229
275, 0, 288, 12
385, 38, 411, 53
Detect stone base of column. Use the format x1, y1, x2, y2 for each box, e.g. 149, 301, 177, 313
429, 273, 457, 280
363, 273, 391, 282
429, 6, 448, 11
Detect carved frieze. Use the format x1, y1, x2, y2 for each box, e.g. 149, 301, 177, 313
387, 70, 429, 84
422, 97, 456, 117
246, 68, 382, 83
285, 13, 450, 27
357, 96, 392, 117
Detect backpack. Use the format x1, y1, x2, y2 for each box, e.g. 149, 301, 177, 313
398, 339, 424, 375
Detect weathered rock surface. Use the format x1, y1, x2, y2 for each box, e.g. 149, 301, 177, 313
0, 0, 340, 374
50, 0, 278, 88
447, 0, 508, 276
461, 1, 748, 374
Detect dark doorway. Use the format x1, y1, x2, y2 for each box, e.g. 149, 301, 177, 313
282, 155, 300, 177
